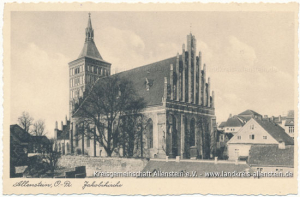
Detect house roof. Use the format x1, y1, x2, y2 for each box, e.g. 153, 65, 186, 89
225, 116, 244, 127
255, 118, 294, 145
285, 119, 294, 126
218, 121, 227, 128
238, 109, 262, 117
10, 124, 32, 144
248, 145, 294, 167
142, 160, 251, 177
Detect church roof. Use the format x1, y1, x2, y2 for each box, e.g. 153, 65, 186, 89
78, 40, 103, 60
77, 14, 104, 61
116, 56, 177, 107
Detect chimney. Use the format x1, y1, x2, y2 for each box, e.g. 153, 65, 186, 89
61, 121, 64, 130
55, 121, 58, 130
229, 114, 232, 118
264, 115, 268, 119
271, 116, 274, 122
65, 115, 68, 125
278, 141, 286, 149
279, 115, 282, 122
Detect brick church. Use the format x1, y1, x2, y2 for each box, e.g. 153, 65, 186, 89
54, 14, 217, 159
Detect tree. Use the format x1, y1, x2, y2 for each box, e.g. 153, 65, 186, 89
73, 75, 146, 157
31, 119, 47, 136
17, 111, 34, 133
44, 138, 61, 176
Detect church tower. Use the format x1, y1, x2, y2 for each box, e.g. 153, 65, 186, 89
68, 13, 111, 116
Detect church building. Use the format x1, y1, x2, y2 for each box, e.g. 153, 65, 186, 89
54, 14, 217, 159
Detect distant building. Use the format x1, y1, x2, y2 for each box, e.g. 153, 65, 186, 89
227, 118, 294, 161
283, 110, 295, 139
223, 110, 263, 135
54, 116, 71, 155
10, 124, 31, 175
10, 124, 51, 177
248, 145, 294, 173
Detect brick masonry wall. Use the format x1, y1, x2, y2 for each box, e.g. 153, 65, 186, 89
58, 156, 149, 176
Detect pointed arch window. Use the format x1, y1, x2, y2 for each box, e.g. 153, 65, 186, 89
146, 119, 153, 149
190, 118, 195, 147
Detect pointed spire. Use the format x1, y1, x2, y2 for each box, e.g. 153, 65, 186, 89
78, 13, 103, 60
87, 12, 92, 29
85, 13, 94, 42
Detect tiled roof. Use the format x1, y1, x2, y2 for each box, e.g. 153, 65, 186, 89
142, 160, 251, 177
236, 115, 251, 122
10, 124, 32, 143
238, 109, 262, 117
248, 145, 294, 167
285, 119, 294, 126
78, 40, 103, 60
255, 119, 294, 145
225, 116, 244, 127
115, 56, 177, 107
218, 122, 227, 128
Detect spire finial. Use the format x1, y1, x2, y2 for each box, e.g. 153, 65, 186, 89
88, 12, 91, 18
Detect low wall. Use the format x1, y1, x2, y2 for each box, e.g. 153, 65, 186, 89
58, 156, 148, 176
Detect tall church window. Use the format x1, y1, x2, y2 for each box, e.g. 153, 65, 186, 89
146, 119, 153, 149
190, 118, 195, 146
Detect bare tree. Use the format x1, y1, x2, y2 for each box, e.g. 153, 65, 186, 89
44, 138, 61, 177
31, 119, 47, 136
17, 111, 34, 133
73, 75, 146, 157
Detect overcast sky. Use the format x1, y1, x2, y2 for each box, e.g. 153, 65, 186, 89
10, 11, 295, 137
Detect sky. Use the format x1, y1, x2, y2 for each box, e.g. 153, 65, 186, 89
10, 11, 295, 138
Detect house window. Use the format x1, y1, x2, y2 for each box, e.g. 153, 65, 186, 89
289, 126, 294, 133
250, 125, 254, 130
237, 136, 241, 140
249, 134, 255, 140
263, 136, 267, 139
